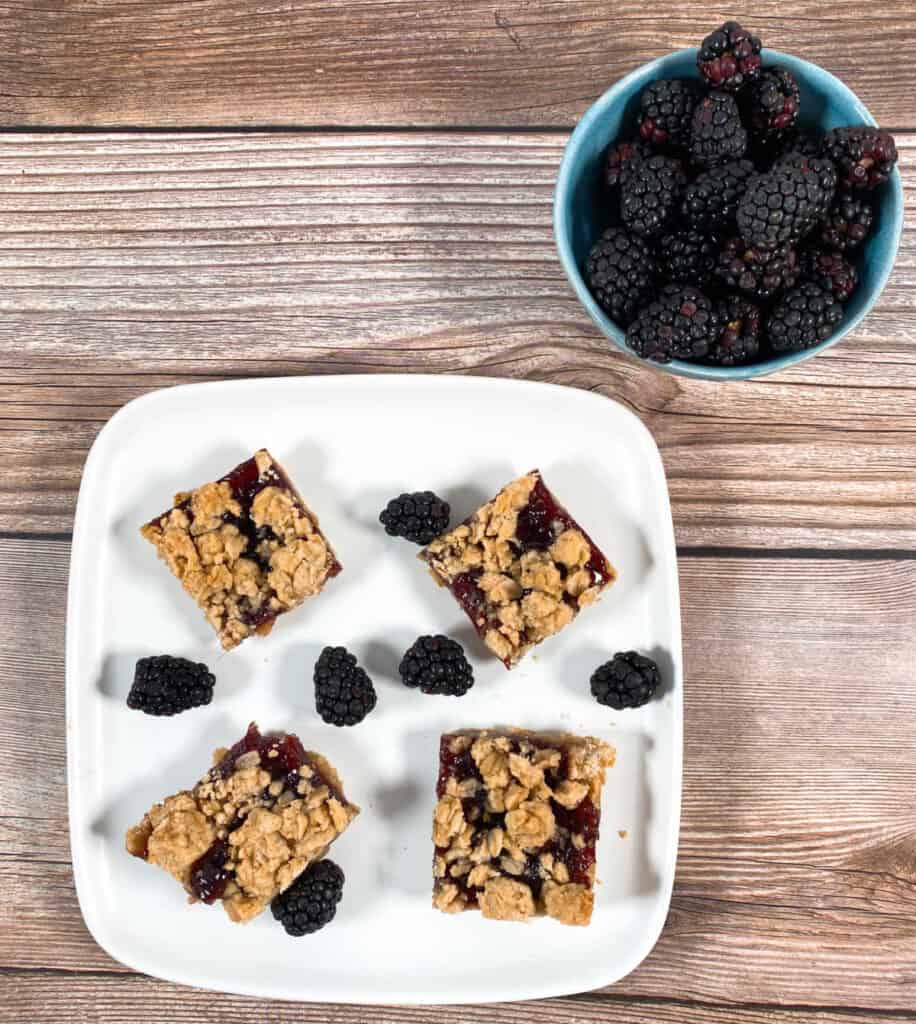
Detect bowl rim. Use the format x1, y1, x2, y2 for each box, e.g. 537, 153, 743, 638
553, 46, 905, 381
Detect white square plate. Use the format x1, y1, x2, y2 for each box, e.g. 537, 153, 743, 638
67, 374, 682, 1004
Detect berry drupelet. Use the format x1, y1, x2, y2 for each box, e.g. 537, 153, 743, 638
314, 647, 377, 726
591, 652, 661, 710
747, 67, 800, 141
584, 228, 658, 325
620, 154, 686, 237
697, 21, 762, 93
822, 127, 898, 191
818, 195, 874, 252
711, 295, 763, 365
690, 92, 749, 169
271, 859, 345, 937
379, 491, 450, 545
637, 79, 699, 149
714, 236, 800, 301
768, 281, 843, 352
399, 635, 474, 697
655, 229, 718, 287
127, 655, 215, 716
682, 159, 756, 232
626, 284, 720, 363
801, 248, 859, 303
604, 138, 652, 190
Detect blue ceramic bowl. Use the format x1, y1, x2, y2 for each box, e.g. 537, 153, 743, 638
554, 48, 904, 380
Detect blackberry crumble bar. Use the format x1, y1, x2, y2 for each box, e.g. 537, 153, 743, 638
432, 728, 615, 926
141, 449, 341, 650
420, 471, 616, 667
125, 722, 358, 923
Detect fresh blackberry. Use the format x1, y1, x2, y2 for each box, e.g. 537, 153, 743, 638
127, 655, 214, 717
772, 152, 838, 222
314, 647, 377, 726
690, 92, 749, 169
655, 229, 718, 287
714, 236, 800, 301
604, 138, 652, 190
682, 159, 756, 232
638, 79, 699, 149
590, 652, 661, 710
801, 248, 858, 303
710, 295, 763, 365
399, 635, 474, 697
747, 67, 800, 142
626, 284, 721, 363
379, 491, 450, 545
818, 196, 873, 251
737, 164, 827, 249
767, 282, 843, 352
271, 860, 344, 937
821, 126, 898, 191
697, 21, 762, 94
584, 228, 658, 325
620, 154, 686, 237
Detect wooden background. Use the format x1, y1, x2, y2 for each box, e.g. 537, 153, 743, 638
2, 3, 915, 1022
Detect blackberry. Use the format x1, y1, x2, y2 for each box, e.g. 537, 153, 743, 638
767, 282, 843, 352
620, 154, 686, 237
638, 79, 699, 149
271, 859, 344, 937
747, 67, 800, 141
801, 248, 858, 303
590, 652, 661, 710
655, 229, 718, 287
379, 491, 450, 545
818, 196, 873, 251
682, 159, 756, 232
690, 92, 748, 169
710, 295, 763, 365
127, 655, 214, 716
697, 21, 762, 93
626, 284, 720, 363
399, 635, 474, 697
584, 228, 658, 325
737, 164, 827, 249
313, 647, 377, 726
604, 138, 652, 190
714, 236, 799, 301
822, 126, 898, 191
772, 152, 838, 222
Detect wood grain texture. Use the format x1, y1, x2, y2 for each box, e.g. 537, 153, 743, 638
1, 131, 915, 548
4, 1, 916, 128
3, 538, 915, 1010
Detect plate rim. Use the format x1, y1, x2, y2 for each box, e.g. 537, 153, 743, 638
65, 373, 683, 1004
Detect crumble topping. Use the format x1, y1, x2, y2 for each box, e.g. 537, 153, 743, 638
420, 471, 616, 667
126, 733, 358, 924
140, 449, 341, 650
432, 729, 615, 925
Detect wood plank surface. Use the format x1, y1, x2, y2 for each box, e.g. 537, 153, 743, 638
1, 131, 915, 549
4, 2, 915, 129
3, 538, 915, 1011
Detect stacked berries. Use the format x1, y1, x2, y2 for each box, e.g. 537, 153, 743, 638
583, 19, 898, 366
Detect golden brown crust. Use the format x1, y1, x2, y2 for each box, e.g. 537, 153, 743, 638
432, 728, 614, 926
420, 471, 616, 667
140, 449, 340, 650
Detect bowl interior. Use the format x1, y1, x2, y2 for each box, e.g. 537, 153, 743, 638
555, 47, 904, 380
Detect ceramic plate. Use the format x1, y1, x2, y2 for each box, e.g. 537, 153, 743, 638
66, 374, 682, 1003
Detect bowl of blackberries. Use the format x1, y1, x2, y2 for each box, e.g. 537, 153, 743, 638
554, 21, 903, 379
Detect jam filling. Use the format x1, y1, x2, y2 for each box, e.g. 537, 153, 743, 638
435, 734, 602, 904
186, 723, 334, 904
441, 477, 613, 658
